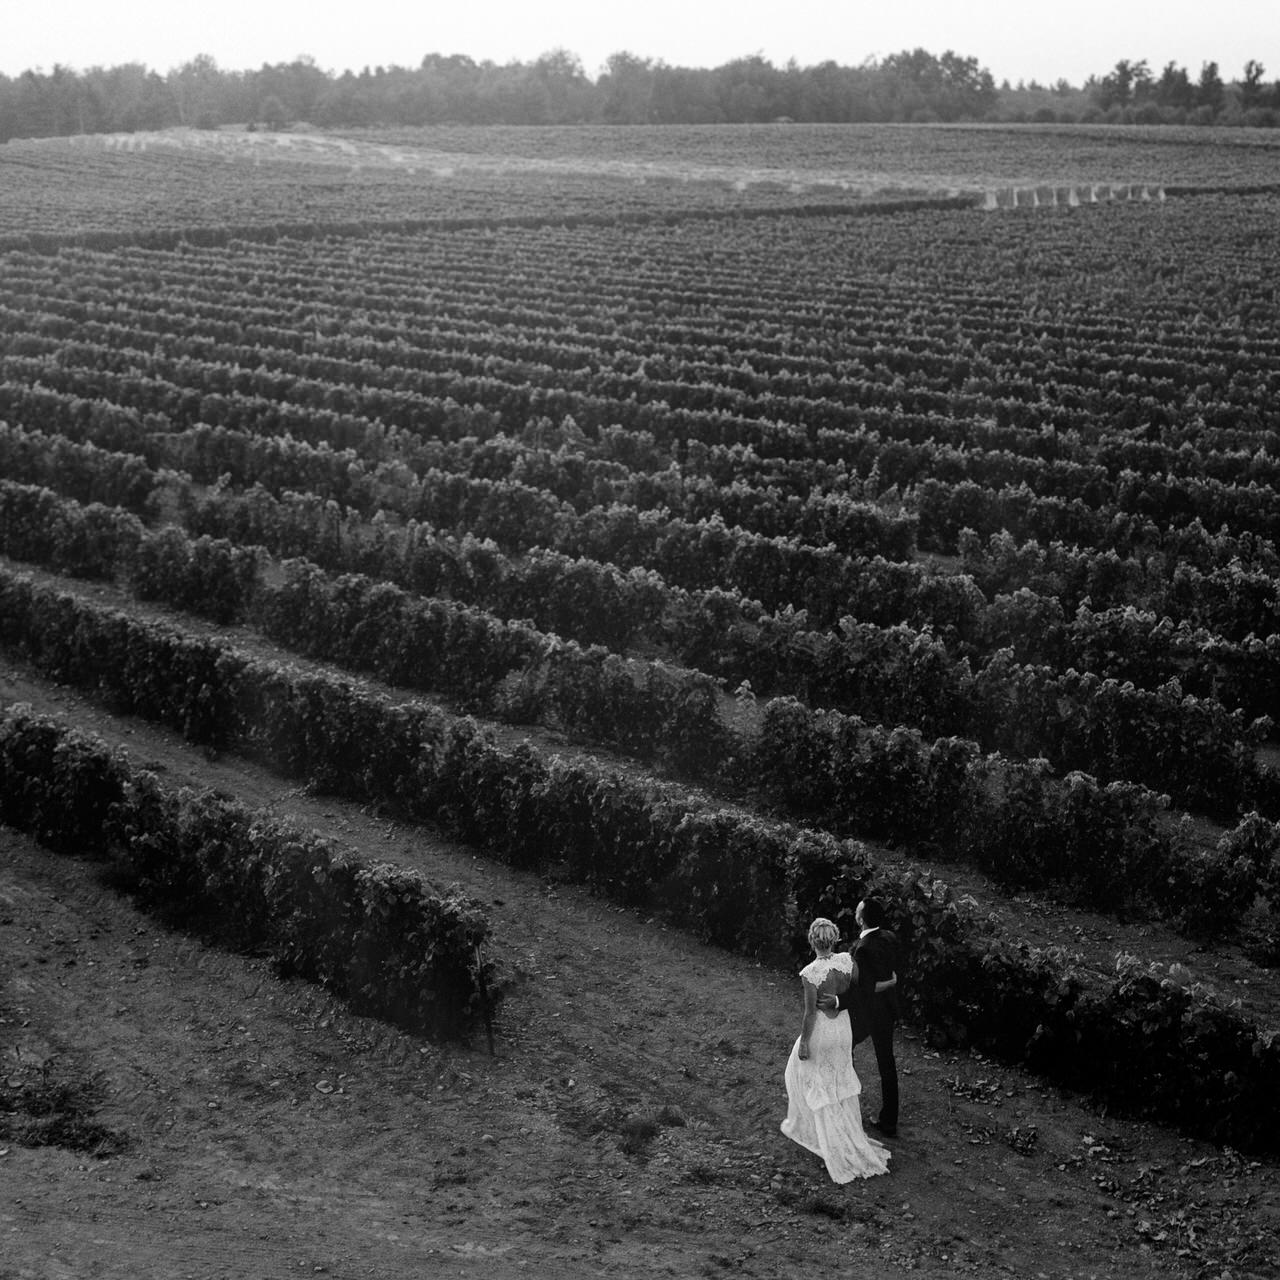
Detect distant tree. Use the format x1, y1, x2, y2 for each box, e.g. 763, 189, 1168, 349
168, 53, 225, 128
938, 49, 998, 118
1240, 59, 1267, 111
3, 71, 44, 138
315, 68, 378, 126
85, 62, 174, 132
877, 48, 996, 121
599, 51, 656, 123
259, 93, 288, 130
2, 65, 89, 137
20, 44, 1270, 139
416, 53, 484, 123
526, 48, 595, 124
1095, 58, 1150, 109
794, 59, 863, 121
250, 56, 328, 124
713, 55, 786, 123
650, 64, 723, 124
1154, 61, 1194, 111
50, 64, 88, 133
878, 48, 940, 119
1196, 60, 1225, 112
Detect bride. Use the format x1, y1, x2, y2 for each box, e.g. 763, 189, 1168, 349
780, 917, 892, 1182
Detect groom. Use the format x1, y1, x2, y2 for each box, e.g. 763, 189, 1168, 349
817, 898, 900, 1137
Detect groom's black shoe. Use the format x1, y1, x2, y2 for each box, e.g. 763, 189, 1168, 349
868, 1119, 898, 1138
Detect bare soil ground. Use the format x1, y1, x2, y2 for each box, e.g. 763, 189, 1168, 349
2, 577, 1280, 1279
1, 705, 1278, 1280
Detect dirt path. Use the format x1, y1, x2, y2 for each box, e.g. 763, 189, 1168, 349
3, 654, 1280, 1279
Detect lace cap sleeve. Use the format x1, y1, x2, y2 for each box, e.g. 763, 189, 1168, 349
800, 953, 853, 986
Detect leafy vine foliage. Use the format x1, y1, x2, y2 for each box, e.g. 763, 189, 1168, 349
0, 704, 492, 1038
3, 186, 1280, 1151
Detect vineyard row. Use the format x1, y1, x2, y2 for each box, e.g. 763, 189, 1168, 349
0, 575, 1276, 1155
0, 703, 492, 1038
8, 413, 1280, 726
2, 490, 1278, 925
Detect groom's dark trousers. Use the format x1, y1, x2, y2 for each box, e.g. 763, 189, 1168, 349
861, 999, 899, 1131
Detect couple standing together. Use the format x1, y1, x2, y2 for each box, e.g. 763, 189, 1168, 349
780, 899, 900, 1182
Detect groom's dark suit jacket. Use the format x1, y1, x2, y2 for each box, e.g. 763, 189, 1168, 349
856, 929, 900, 1013
843, 927, 900, 1042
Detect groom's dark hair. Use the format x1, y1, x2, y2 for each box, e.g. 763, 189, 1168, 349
860, 897, 887, 928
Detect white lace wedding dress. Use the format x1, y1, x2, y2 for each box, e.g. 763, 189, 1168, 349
780, 952, 891, 1182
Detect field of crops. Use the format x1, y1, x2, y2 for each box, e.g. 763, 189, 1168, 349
3, 122, 1280, 1166
2, 120, 1278, 246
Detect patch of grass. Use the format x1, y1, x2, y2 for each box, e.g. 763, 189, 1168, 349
619, 1112, 662, 1156
803, 1192, 853, 1220
617, 1104, 687, 1157
773, 1183, 853, 1220
0, 1054, 127, 1157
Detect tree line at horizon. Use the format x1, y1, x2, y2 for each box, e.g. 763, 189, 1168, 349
2, 47, 1278, 141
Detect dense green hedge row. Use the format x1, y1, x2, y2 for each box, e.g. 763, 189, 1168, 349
166, 436, 1280, 707
178, 467, 1280, 729
15, 325, 1280, 567
757, 691, 1280, 942
0, 477, 147, 581
178, 470, 977, 635
7, 282, 1278, 508
8, 371, 1280, 674
2, 589, 1278, 1153
11, 312, 1280, 565
718, 606, 1269, 819
0, 481, 734, 770
3, 555, 1279, 950
0, 702, 492, 1037
167, 406, 1280, 570
959, 526, 1280, 646
256, 559, 733, 773
10, 321, 1280, 530
153, 420, 920, 562
754, 697, 1280, 941
1, 476, 1270, 821
913, 472, 1280, 554
0, 421, 160, 513
0, 389, 914, 584
8, 283, 1280, 555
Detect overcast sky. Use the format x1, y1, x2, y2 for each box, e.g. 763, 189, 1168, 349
6, 0, 1277, 88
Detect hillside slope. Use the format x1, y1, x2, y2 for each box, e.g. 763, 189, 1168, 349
3, 656, 1278, 1279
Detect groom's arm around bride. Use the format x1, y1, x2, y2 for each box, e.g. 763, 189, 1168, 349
817, 952, 896, 1042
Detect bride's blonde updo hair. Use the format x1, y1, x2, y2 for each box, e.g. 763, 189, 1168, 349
807, 917, 840, 950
